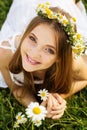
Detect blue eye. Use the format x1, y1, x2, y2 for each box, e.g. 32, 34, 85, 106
45, 48, 55, 54
48, 48, 54, 54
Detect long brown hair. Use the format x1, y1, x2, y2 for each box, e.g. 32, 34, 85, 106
9, 7, 74, 97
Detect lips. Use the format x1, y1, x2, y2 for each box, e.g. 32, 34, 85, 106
26, 54, 40, 65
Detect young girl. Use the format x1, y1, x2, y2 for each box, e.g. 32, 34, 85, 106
0, 2, 87, 119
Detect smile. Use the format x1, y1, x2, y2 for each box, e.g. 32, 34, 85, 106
26, 54, 41, 65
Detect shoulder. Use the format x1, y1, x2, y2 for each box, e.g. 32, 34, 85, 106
73, 55, 87, 80
0, 41, 13, 67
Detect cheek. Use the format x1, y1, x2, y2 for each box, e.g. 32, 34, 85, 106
44, 56, 56, 66
21, 41, 28, 52
20, 43, 27, 57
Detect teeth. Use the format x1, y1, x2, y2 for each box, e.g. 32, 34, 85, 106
27, 54, 39, 64
29, 57, 37, 63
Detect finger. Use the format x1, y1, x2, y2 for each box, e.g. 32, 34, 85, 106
50, 106, 66, 115
47, 94, 53, 111
57, 100, 66, 110
55, 94, 65, 104
52, 93, 64, 104
50, 94, 59, 107
46, 94, 53, 118
52, 99, 66, 110
52, 111, 64, 120
41, 100, 47, 107
46, 94, 58, 118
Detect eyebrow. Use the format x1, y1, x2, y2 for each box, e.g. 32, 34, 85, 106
30, 33, 38, 40
46, 45, 56, 51
30, 33, 56, 50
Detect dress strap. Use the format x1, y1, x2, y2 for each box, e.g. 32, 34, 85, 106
10, 72, 24, 86
0, 33, 20, 53
8, 36, 16, 53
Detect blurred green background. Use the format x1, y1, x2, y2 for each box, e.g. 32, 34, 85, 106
0, 0, 13, 29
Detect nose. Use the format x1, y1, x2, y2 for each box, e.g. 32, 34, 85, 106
29, 47, 41, 59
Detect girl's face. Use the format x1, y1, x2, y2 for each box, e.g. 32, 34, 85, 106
21, 24, 57, 72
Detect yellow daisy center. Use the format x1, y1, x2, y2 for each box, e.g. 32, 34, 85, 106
46, 2, 50, 5
36, 120, 40, 124
72, 17, 76, 22
77, 34, 81, 39
18, 115, 22, 120
63, 20, 68, 25
59, 15, 63, 19
15, 122, 19, 126
33, 107, 41, 114
41, 92, 46, 97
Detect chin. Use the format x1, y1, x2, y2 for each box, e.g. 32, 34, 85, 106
23, 65, 38, 72
23, 67, 33, 72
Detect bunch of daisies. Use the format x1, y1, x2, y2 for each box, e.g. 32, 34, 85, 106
14, 89, 49, 127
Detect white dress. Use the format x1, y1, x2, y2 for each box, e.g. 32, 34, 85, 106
0, 0, 87, 88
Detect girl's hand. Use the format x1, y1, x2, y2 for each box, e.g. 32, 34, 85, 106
41, 93, 66, 119
51, 93, 66, 119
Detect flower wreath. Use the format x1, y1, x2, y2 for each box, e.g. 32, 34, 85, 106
36, 2, 87, 57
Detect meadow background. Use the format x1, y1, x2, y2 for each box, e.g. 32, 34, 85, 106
0, 0, 87, 130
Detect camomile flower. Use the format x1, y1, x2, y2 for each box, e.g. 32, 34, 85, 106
70, 17, 76, 24
13, 121, 20, 128
72, 43, 85, 56
38, 89, 49, 101
16, 112, 27, 124
25, 102, 47, 122
34, 120, 42, 127
20, 117, 27, 124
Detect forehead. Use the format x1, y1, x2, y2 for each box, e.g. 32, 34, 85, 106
30, 23, 57, 46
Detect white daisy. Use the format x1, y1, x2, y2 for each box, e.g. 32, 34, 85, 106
16, 112, 27, 124
13, 121, 20, 128
70, 17, 76, 24
34, 120, 42, 127
38, 89, 49, 101
25, 102, 47, 122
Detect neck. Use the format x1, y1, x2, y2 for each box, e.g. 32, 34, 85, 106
32, 70, 46, 80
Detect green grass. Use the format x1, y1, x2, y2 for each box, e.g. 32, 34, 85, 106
0, 0, 87, 130
0, 88, 87, 130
